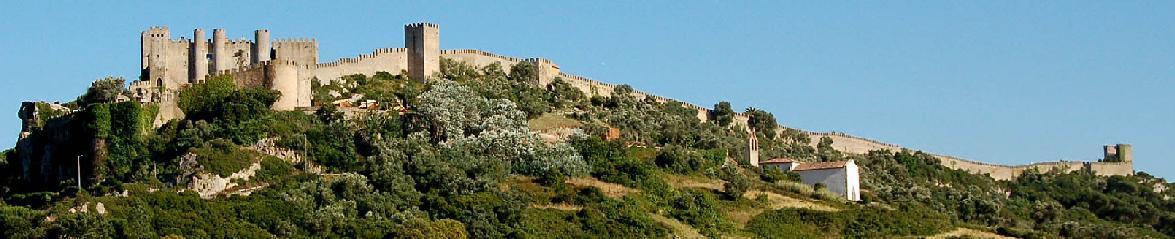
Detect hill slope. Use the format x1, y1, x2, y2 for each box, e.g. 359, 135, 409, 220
0, 59, 1171, 238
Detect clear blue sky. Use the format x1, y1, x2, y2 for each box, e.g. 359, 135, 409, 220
1, 1, 1172, 178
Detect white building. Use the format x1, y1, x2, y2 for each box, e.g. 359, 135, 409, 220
762, 158, 861, 201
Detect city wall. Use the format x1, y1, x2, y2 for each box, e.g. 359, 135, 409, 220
305, 48, 409, 85
806, 132, 1134, 180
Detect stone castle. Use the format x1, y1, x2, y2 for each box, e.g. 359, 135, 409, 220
132, 23, 704, 124
18, 22, 1131, 183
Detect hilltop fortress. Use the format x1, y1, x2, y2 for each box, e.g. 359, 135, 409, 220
132, 23, 717, 124
18, 22, 1130, 183
123, 22, 1139, 181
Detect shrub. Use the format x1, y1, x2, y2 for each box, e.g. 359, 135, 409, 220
191, 139, 257, 177
254, 156, 295, 182
720, 167, 750, 200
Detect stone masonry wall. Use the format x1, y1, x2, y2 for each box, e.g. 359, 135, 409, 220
305, 48, 410, 85
806, 131, 1134, 180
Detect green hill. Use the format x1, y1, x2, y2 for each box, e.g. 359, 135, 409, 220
0, 59, 1171, 238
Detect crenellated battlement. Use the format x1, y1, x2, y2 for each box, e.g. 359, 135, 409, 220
307, 48, 407, 70
405, 22, 439, 28
524, 58, 554, 65
273, 38, 316, 43
442, 49, 525, 63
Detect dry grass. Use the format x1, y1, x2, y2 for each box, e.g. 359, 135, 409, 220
565, 177, 638, 198
649, 214, 707, 239
666, 174, 724, 191
527, 113, 581, 131
926, 228, 1014, 239
725, 190, 841, 228
744, 190, 839, 211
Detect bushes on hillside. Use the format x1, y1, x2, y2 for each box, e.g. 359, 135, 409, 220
190, 139, 257, 177
748, 206, 951, 238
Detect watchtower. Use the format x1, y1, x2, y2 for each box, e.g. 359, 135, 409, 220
190, 28, 208, 83
212, 29, 229, 72
253, 29, 271, 64
405, 22, 440, 82
141, 26, 170, 88
1103, 144, 1133, 162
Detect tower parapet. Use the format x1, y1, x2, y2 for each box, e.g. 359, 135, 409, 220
405, 22, 440, 82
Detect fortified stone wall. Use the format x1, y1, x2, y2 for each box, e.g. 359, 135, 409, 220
305, 48, 410, 85
806, 131, 1135, 180
441, 49, 525, 74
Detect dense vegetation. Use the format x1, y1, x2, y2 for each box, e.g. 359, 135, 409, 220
0, 58, 1170, 238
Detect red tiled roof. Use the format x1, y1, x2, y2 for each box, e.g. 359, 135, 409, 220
760, 158, 796, 164
793, 161, 848, 171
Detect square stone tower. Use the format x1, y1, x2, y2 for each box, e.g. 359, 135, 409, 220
405, 22, 440, 82
1103, 144, 1133, 162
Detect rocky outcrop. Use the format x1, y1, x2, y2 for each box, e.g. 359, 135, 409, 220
249, 137, 321, 174
176, 152, 263, 199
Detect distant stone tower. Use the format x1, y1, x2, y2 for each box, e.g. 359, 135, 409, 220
253, 29, 271, 64
1103, 144, 1133, 162
405, 22, 440, 82
527, 58, 560, 87
212, 29, 229, 72
190, 28, 208, 83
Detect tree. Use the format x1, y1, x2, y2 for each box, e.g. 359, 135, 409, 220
78, 76, 127, 108
816, 136, 843, 162
713, 101, 735, 127
720, 166, 750, 200
744, 107, 778, 138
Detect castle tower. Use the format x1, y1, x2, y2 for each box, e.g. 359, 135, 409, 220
141, 26, 170, 87
267, 60, 300, 110
190, 29, 208, 83
253, 29, 271, 64
1116, 144, 1133, 162
528, 58, 560, 87
1103, 144, 1134, 162
405, 22, 440, 82
212, 29, 228, 72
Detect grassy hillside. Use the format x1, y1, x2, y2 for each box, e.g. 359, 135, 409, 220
0, 59, 1171, 238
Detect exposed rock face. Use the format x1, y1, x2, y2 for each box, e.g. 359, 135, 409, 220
249, 137, 321, 174
177, 152, 262, 199
248, 138, 303, 163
